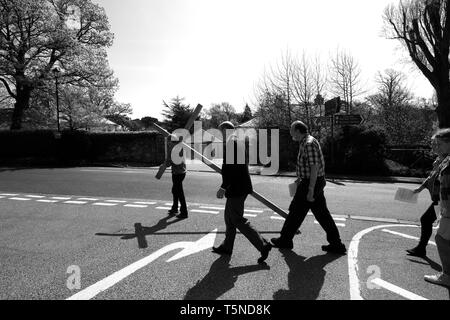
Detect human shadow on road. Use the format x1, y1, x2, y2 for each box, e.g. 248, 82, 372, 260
273, 250, 342, 300
407, 257, 442, 273
183, 255, 270, 300
95, 216, 182, 249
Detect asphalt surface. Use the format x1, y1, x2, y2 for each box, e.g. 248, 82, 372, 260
0, 167, 448, 301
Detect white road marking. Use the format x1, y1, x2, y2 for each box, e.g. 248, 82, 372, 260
67, 230, 217, 300
64, 201, 87, 205
314, 221, 345, 227
200, 206, 224, 211
165, 203, 173, 206
244, 209, 264, 214
37, 199, 59, 203
191, 209, 219, 215
133, 202, 156, 205
271, 216, 285, 220
156, 207, 171, 210
0, 193, 18, 196
77, 198, 99, 201
51, 197, 72, 200
25, 195, 45, 198
348, 224, 419, 300
244, 214, 258, 218
93, 203, 117, 207
333, 217, 347, 221
124, 204, 148, 208
0, 196, 4, 199
382, 229, 436, 246
370, 278, 428, 300
105, 200, 127, 203
9, 197, 31, 201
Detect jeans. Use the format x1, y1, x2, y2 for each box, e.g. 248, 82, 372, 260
171, 173, 187, 214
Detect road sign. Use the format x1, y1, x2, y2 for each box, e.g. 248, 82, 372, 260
334, 114, 364, 126
312, 116, 333, 127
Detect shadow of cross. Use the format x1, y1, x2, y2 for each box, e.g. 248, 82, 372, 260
155, 104, 203, 180
95, 216, 183, 249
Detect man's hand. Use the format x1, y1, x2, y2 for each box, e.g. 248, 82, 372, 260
307, 188, 315, 202
217, 188, 226, 199
413, 186, 424, 194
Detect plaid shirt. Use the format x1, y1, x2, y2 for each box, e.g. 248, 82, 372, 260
296, 135, 325, 179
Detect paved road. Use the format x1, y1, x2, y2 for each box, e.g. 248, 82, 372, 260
0, 168, 448, 301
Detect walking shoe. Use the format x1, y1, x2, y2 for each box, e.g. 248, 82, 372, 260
168, 209, 178, 215
424, 273, 450, 288
212, 246, 232, 256
322, 243, 347, 255
258, 244, 272, 264
270, 237, 293, 250
176, 213, 188, 219
406, 247, 426, 258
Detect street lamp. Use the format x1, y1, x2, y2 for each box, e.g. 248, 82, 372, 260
52, 66, 61, 132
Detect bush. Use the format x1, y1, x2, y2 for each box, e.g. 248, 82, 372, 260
0, 130, 57, 158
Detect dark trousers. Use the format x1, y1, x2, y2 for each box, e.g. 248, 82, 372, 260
221, 195, 268, 252
417, 203, 437, 249
280, 176, 342, 245
171, 173, 187, 213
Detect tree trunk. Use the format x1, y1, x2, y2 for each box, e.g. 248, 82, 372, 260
435, 79, 450, 128
10, 85, 32, 130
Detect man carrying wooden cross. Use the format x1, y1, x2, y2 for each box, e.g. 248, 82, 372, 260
213, 121, 272, 264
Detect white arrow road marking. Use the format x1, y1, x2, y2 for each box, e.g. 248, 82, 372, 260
66, 230, 217, 300
382, 229, 436, 246
370, 278, 428, 300
348, 224, 419, 300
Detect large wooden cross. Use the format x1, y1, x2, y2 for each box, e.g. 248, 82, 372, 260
152, 119, 288, 219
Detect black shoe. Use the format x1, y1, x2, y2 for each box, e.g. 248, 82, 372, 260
406, 247, 426, 258
176, 213, 188, 219
168, 209, 178, 215
212, 246, 232, 255
322, 243, 347, 255
258, 244, 272, 264
271, 237, 293, 250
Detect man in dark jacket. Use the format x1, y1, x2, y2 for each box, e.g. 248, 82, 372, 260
213, 121, 272, 264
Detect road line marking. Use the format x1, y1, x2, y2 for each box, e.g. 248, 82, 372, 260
244, 214, 257, 218
333, 217, 347, 221
370, 278, 428, 300
93, 203, 117, 207
200, 206, 224, 210
271, 216, 285, 220
314, 221, 346, 227
191, 209, 219, 215
124, 204, 148, 208
9, 197, 31, 201
156, 207, 171, 210
51, 197, 72, 200
133, 202, 156, 205
77, 198, 99, 201
165, 203, 173, 206
0, 193, 18, 196
64, 201, 87, 205
382, 229, 436, 246
37, 199, 59, 203
348, 224, 418, 300
25, 195, 45, 198
105, 200, 127, 203
0, 196, 4, 199
244, 209, 264, 214
351, 216, 399, 223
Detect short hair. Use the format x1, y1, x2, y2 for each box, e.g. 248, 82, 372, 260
218, 121, 235, 130
433, 128, 450, 142
291, 121, 308, 134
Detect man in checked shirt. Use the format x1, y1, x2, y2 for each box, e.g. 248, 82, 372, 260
271, 121, 346, 254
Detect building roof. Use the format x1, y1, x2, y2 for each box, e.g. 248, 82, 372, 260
238, 118, 258, 128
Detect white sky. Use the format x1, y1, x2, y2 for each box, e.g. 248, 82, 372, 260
92, 0, 435, 120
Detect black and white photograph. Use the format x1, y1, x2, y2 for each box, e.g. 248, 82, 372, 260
1, 0, 450, 309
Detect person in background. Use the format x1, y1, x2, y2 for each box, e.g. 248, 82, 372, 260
408, 136, 443, 257
424, 128, 450, 288
166, 134, 188, 219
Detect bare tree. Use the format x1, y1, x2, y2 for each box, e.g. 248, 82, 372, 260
311, 54, 328, 116
383, 0, 450, 127
329, 48, 365, 113
292, 52, 314, 127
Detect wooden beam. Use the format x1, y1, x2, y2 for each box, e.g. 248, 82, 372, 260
152, 123, 288, 218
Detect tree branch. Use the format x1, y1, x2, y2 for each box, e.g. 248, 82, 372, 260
0, 77, 16, 98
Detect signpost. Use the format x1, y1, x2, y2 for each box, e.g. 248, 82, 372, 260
334, 114, 364, 126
